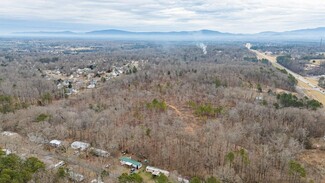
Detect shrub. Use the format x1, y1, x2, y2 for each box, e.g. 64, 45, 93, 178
260, 58, 269, 65
146, 99, 167, 111
214, 78, 222, 88
288, 74, 297, 86
155, 174, 170, 183
0, 95, 14, 113
57, 167, 67, 178
276, 93, 322, 110
41, 92, 53, 105
36, 113, 50, 122
289, 160, 306, 178
188, 101, 223, 117
0, 95, 28, 114
206, 176, 220, 183
190, 177, 202, 183
257, 83, 262, 92
118, 173, 143, 183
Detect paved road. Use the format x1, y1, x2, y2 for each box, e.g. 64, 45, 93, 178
249, 48, 325, 105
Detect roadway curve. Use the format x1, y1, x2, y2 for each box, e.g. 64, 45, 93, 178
248, 47, 325, 105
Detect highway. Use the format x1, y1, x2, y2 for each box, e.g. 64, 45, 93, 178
248, 47, 325, 105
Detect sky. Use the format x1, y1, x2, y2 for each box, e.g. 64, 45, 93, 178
1, 0, 325, 34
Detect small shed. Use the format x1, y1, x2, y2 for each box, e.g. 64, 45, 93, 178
71, 141, 90, 151
119, 157, 142, 169
49, 140, 62, 147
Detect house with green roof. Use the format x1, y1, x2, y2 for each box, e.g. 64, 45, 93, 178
119, 156, 142, 169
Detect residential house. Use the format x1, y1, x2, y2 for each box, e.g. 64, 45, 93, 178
146, 166, 170, 176
49, 139, 62, 148
119, 157, 142, 169
71, 141, 90, 151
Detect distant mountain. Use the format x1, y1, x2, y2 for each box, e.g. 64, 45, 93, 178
255, 27, 325, 38
255, 31, 280, 36
12, 27, 325, 41
86, 29, 134, 35
288, 27, 325, 33
86, 29, 231, 36
15, 31, 77, 35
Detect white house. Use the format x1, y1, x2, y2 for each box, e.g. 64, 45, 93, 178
146, 166, 170, 177
49, 140, 62, 147
71, 141, 90, 151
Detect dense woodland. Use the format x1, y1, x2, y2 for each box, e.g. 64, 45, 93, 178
0, 40, 325, 183
0, 152, 46, 182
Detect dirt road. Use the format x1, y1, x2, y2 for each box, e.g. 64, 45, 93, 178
250, 49, 325, 105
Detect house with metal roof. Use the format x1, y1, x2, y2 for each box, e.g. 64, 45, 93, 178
119, 157, 142, 169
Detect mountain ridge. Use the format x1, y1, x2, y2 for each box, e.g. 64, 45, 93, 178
12, 27, 325, 41
14, 27, 325, 36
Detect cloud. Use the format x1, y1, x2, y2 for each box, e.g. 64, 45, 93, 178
0, 0, 325, 33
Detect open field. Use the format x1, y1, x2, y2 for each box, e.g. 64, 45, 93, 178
251, 49, 325, 105
310, 59, 325, 66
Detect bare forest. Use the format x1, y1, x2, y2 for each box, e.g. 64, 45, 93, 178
0, 39, 325, 183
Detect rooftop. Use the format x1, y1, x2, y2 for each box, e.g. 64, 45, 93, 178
119, 156, 142, 166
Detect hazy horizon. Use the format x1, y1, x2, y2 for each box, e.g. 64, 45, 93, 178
1, 0, 325, 34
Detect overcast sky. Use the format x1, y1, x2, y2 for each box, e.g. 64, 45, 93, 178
1, 0, 325, 34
